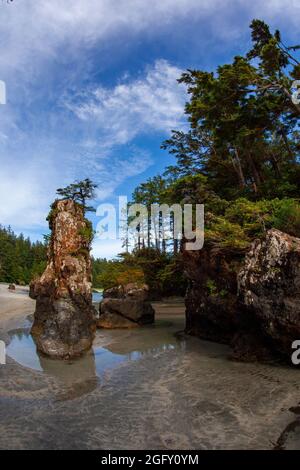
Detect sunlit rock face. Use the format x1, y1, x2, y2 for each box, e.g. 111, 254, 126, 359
183, 229, 300, 363
30, 200, 96, 358
238, 229, 300, 358
98, 283, 155, 329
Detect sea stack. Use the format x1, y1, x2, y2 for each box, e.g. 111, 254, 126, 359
30, 199, 96, 358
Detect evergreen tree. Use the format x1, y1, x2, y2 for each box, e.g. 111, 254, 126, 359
56, 178, 98, 213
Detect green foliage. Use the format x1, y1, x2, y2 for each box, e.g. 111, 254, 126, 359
0, 226, 47, 285
162, 21, 300, 201
46, 202, 59, 230
206, 216, 250, 250
92, 249, 187, 296
56, 178, 98, 213
205, 198, 300, 250
95, 260, 145, 290
2, 19, 299, 296
271, 199, 300, 237
206, 279, 218, 296
78, 220, 94, 245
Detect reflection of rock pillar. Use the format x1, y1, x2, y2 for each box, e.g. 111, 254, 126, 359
38, 349, 99, 399
30, 199, 96, 358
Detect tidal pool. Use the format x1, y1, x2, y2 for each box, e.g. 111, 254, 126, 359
2, 309, 300, 449
7, 317, 182, 383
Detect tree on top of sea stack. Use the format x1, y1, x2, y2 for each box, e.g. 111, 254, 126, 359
56, 178, 98, 214
30, 180, 98, 359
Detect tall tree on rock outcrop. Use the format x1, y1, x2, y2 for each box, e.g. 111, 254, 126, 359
56, 178, 98, 213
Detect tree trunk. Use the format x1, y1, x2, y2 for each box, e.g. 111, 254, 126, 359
280, 129, 295, 162
246, 152, 262, 191
233, 148, 246, 188
270, 152, 281, 178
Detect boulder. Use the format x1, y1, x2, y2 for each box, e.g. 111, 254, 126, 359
30, 199, 96, 358
8, 284, 16, 291
183, 244, 244, 343
238, 229, 300, 359
103, 283, 149, 301
98, 284, 154, 328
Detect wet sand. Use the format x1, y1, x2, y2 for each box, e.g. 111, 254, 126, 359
0, 284, 300, 450
0, 284, 34, 339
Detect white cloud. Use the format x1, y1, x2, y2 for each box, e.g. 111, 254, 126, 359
2, 0, 299, 83
0, 141, 153, 230
0, 157, 57, 230
64, 60, 186, 146
1, 0, 299, 257
66, 147, 153, 201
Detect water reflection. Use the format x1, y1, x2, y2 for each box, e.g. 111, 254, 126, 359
92, 291, 103, 304
7, 316, 185, 396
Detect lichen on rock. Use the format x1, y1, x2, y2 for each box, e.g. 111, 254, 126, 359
183, 228, 300, 363
30, 199, 96, 358
238, 228, 300, 358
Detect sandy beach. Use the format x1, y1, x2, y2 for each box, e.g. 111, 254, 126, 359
0, 284, 35, 338
1, 284, 300, 450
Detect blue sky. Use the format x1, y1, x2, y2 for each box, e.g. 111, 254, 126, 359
0, 0, 299, 258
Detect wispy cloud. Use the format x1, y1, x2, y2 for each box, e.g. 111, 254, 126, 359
1, 0, 299, 74
64, 60, 186, 147
0, 0, 299, 246
66, 146, 154, 201
0, 58, 185, 233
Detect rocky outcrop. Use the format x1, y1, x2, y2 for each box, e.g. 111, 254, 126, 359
238, 229, 300, 359
98, 283, 155, 328
30, 199, 96, 358
183, 229, 300, 363
183, 244, 244, 343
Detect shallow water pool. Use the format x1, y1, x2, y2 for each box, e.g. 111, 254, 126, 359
7, 317, 184, 384
3, 313, 300, 449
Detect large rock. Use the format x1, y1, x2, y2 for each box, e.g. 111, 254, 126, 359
30, 199, 96, 358
98, 284, 155, 328
183, 244, 244, 343
183, 229, 300, 363
238, 229, 300, 358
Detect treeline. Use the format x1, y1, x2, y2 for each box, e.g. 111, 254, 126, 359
125, 20, 300, 251
101, 19, 300, 294
1, 20, 299, 295
92, 252, 187, 297
0, 226, 47, 285
0, 226, 112, 289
